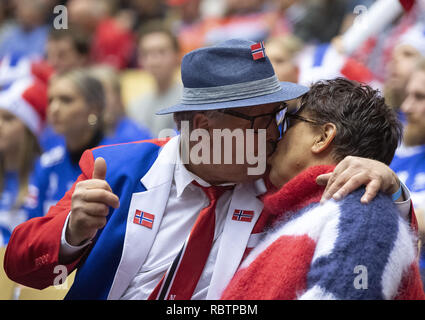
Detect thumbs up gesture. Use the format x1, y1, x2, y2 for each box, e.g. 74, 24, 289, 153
67, 157, 120, 246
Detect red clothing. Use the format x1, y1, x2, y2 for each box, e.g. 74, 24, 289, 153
222, 166, 425, 300
91, 18, 136, 69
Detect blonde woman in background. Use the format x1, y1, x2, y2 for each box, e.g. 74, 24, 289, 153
22, 69, 107, 220
0, 78, 47, 245
266, 34, 303, 112
88, 65, 152, 145
265, 34, 303, 83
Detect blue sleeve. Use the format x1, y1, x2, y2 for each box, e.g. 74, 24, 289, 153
21, 158, 49, 220
102, 117, 153, 145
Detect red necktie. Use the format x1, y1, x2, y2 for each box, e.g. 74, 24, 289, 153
148, 182, 232, 300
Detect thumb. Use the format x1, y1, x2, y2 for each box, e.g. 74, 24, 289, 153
316, 173, 332, 186
92, 157, 107, 180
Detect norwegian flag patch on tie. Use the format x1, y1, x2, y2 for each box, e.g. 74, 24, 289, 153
133, 210, 155, 229
250, 41, 266, 60
232, 209, 254, 222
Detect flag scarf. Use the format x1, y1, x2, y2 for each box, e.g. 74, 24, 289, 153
222, 165, 425, 300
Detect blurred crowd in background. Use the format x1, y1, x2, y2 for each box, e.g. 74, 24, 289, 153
1, 0, 425, 292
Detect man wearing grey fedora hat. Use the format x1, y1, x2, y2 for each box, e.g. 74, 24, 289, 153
5, 39, 412, 300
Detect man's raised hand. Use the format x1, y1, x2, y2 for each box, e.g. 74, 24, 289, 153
66, 157, 120, 246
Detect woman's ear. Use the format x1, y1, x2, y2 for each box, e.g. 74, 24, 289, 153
311, 123, 336, 154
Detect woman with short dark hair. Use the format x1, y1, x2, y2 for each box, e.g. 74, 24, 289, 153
222, 78, 424, 300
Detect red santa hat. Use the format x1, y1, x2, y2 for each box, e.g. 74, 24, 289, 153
0, 77, 47, 138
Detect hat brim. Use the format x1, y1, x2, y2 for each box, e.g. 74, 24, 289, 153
156, 82, 309, 115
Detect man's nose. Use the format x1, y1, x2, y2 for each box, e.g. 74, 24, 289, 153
267, 121, 280, 142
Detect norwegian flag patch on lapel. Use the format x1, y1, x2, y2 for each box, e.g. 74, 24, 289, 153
250, 41, 266, 60
133, 209, 155, 229
232, 209, 254, 222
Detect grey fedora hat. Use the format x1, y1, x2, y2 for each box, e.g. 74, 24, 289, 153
156, 39, 309, 115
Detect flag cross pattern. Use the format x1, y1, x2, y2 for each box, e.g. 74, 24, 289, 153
232, 209, 254, 222
250, 41, 266, 60
133, 209, 155, 229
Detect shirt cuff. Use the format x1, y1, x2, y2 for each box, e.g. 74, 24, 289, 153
394, 181, 411, 221
60, 212, 92, 258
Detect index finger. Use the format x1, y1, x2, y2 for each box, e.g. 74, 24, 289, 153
320, 161, 350, 202
82, 189, 120, 209
78, 179, 113, 193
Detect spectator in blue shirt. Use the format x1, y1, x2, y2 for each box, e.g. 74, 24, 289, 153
24, 69, 108, 219
0, 0, 50, 60
0, 78, 47, 245
390, 59, 425, 284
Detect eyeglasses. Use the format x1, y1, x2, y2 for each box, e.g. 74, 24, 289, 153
279, 112, 323, 137
217, 104, 288, 132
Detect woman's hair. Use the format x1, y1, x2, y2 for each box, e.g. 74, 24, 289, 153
51, 68, 105, 113
50, 69, 106, 134
0, 126, 41, 208
88, 65, 125, 132
88, 65, 122, 100
299, 78, 403, 165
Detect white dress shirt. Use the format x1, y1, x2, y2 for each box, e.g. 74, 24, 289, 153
120, 151, 236, 300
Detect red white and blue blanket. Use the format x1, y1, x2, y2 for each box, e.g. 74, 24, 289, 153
222, 165, 425, 300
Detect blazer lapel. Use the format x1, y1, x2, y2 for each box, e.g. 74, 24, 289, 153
107, 136, 179, 299
206, 179, 266, 299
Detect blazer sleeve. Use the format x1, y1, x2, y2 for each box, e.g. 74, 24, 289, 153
3, 150, 95, 290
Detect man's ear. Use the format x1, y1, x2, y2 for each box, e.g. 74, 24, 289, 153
311, 123, 336, 154
192, 112, 210, 131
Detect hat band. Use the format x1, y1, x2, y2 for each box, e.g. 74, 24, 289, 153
181, 75, 282, 105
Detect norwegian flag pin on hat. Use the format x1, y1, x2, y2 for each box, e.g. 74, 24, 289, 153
250, 41, 266, 60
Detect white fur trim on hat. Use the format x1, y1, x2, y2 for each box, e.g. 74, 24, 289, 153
0, 77, 43, 137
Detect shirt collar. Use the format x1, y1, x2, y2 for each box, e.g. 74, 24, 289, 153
174, 146, 211, 197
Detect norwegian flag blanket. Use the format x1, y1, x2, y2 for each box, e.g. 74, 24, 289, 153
221, 165, 425, 300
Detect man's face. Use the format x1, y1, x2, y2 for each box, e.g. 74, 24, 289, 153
138, 32, 179, 84
387, 45, 423, 94
46, 38, 87, 75
401, 70, 425, 146
14, 0, 47, 29
190, 103, 281, 184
